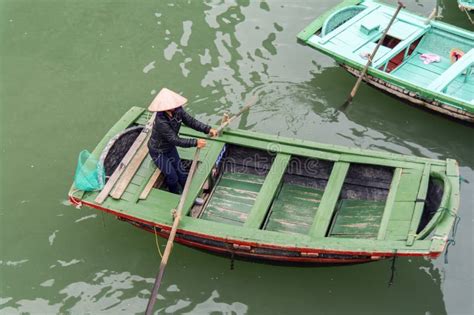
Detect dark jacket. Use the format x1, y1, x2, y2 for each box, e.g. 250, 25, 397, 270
148, 107, 211, 157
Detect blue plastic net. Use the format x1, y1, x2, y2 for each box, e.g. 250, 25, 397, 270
74, 150, 105, 191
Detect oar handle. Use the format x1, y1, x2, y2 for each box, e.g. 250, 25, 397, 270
145, 148, 201, 315
216, 95, 258, 133
348, 2, 405, 102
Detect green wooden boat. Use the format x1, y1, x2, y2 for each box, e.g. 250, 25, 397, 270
458, 0, 474, 11
298, 0, 474, 123
69, 107, 460, 264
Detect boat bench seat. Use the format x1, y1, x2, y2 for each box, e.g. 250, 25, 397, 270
328, 199, 386, 239
199, 172, 265, 226
118, 154, 157, 202
391, 52, 450, 86
382, 168, 425, 241
264, 184, 324, 235
428, 49, 474, 92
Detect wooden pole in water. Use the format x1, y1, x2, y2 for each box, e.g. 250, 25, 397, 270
345, 2, 405, 105
216, 95, 258, 134
145, 95, 258, 315
145, 148, 201, 315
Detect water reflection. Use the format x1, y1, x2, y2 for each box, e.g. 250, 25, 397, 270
1, 269, 249, 315
1, 0, 472, 314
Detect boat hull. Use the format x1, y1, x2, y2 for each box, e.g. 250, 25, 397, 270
70, 196, 439, 265
342, 65, 474, 123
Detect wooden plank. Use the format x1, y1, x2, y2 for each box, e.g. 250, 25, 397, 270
68, 107, 146, 200
309, 161, 350, 238
406, 163, 430, 245
244, 153, 291, 229
395, 168, 423, 201
329, 200, 385, 238
377, 168, 402, 240
95, 113, 156, 204
139, 168, 162, 200
446, 158, 459, 177
110, 139, 150, 199
428, 49, 474, 92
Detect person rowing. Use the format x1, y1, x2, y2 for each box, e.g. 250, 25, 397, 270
147, 88, 218, 194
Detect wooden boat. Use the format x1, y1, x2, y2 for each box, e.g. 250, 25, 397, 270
459, 0, 474, 12
297, 0, 474, 123
69, 107, 460, 264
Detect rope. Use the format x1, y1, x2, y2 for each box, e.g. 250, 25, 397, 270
444, 214, 461, 264
69, 189, 83, 208
388, 251, 397, 287
153, 226, 163, 258
226, 243, 235, 270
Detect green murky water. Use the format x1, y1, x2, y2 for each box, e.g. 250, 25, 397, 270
1, 0, 473, 314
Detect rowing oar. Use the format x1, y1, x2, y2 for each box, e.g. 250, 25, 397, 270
341, 1, 405, 110
216, 95, 258, 134
145, 95, 258, 315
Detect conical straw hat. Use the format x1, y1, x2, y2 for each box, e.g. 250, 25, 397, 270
148, 88, 188, 112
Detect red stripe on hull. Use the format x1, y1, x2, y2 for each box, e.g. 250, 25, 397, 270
69, 196, 439, 263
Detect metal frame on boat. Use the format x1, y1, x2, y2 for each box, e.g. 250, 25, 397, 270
298, 0, 474, 123
69, 107, 460, 264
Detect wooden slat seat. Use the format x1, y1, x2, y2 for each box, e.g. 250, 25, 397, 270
309, 162, 350, 238
199, 172, 265, 226
265, 184, 324, 235
329, 199, 386, 239
382, 168, 424, 241
244, 153, 291, 229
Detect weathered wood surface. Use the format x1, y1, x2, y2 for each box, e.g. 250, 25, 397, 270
95, 113, 156, 204
70, 107, 461, 260
110, 140, 150, 199
265, 184, 323, 235
309, 162, 350, 238
244, 153, 291, 229
329, 199, 385, 238
139, 168, 162, 200
200, 172, 264, 226
406, 163, 431, 245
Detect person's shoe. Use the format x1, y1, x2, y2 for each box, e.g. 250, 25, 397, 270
194, 197, 205, 206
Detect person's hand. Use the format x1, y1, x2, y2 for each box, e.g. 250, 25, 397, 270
209, 128, 218, 138
197, 139, 207, 148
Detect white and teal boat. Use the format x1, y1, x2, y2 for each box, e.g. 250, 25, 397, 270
298, 0, 474, 123
458, 0, 474, 12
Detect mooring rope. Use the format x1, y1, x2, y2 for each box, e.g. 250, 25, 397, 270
153, 226, 163, 258
388, 250, 397, 287
444, 213, 461, 264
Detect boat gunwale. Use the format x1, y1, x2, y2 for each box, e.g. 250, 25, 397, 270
69, 195, 438, 259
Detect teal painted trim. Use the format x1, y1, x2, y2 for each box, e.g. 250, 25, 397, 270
320, 4, 379, 44
297, 0, 363, 41
309, 162, 350, 238
377, 168, 402, 240
307, 43, 474, 112
244, 153, 291, 229
406, 163, 430, 245
428, 49, 474, 92
372, 28, 428, 68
